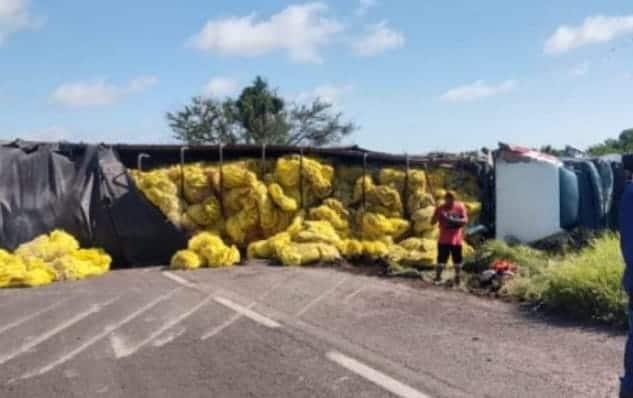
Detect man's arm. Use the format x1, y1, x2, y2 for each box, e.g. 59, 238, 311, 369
431, 207, 440, 226
460, 203, 469, 224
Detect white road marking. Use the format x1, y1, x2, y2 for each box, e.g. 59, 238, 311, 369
0, 298, 68, 336
113, 294, 214, 358
326, 351, 432, 398
200, 276, 288, 340
214, 297, 280, 329
162, 271, 197, 289
152, 327, 186, 347
343, 286, 365, 303
201, 310, 246, 340
295, 276, 347, 317
0, 296, 119, 366
108, 334, 128, 359
14, 289, 180, 381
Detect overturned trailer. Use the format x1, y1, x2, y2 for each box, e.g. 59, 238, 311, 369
494, 143, 626, 243
0, 140, 493, 267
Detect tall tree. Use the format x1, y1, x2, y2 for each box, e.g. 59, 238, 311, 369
233, 77, 288, 144
166, 76, 356, 146
167, 97, 241, 144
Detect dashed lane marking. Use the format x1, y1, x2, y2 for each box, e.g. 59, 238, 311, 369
12, 288, 180, 382
152, 327, 187, 348
201, 309, 247, 340
214, 297, 281, 329
326, 351, 432, 398
0, 296, 120, 366
0, 298, 68, 337
343, 286, 365, 303
162, 271, 197, 289
112, 293, 214, 358
295, 276, 347, 317
200, 274, 289, 340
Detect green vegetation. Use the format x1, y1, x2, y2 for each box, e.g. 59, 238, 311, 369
467, 234, 628, 327
167, 76, 356, 146
587, 128, 633, 156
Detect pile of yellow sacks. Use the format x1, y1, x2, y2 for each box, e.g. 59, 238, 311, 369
0, 230, 111, 288
129, 155, 479, 269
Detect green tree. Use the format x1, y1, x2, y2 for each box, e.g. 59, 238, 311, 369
233, 76, 289, 144
587, 128, 633, 155
167, 76, 356, 146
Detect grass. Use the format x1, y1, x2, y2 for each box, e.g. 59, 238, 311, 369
467, 234, 628, 327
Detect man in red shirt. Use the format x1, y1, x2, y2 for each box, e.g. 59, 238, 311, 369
431, 191, 468, 284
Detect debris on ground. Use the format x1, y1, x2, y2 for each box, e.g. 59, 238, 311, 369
0, 230, 111, 288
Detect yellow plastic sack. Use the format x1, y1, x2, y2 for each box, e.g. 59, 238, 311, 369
52, 248, 111, 281
293, 220, 341, 245
0, 253, 27, 288
268, 183, 298, 212
186, 195, 222, 227
221, 163, 258, 190
397, 237, 435, 252
2, 231, 111, 288
407, 190, 435, 214
22, 258, 57, 287
337, 239, 364, 259
187, 232, 240, 268
358, 212, 410, 240
182, 164, 213, 204
15, 230, 80, 262
378, 168, 427, 193
247, 240, 272, 260
170, 250, 203, 270
362, 240, 390, 259
411, 207, 435, 234
258, 194, 295, 237
308, 205, 350, 236
278, 242, 340, 266
427, 168, 480, 202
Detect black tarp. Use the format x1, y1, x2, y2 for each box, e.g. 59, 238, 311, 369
0, 141, 187, 267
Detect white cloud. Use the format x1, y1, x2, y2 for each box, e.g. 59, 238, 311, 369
440, 80, 516, 103
353, 21, 404, 56
355, 0, 377, 16
0, 0, 40, 45
545, 15, 633, 54
129, 75, 159, 92
297, 83, 352, 105
203, 77, 239, 98
51, 75, 158, 108
570, 61, 590, 77
188, 2, 343, 63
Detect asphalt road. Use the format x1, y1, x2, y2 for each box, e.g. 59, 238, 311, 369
0, 264, 624, 398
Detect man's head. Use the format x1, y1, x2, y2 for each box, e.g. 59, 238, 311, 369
444, 190, 456, 206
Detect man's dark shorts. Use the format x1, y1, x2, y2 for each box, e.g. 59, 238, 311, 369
437, 244, 463, 264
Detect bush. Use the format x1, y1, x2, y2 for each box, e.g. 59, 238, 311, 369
501, 234, 628, 327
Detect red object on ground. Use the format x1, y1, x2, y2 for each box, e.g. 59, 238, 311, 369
492, 259, 518, 273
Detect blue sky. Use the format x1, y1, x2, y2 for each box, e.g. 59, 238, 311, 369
1, 0, 632, 153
